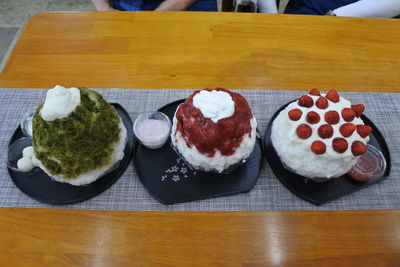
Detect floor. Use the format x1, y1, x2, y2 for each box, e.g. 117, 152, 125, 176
0, 0, 289, 66
0, 28, 18, 65
0, 0, 95, 28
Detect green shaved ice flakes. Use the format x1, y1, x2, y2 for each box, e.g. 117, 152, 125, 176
32, 87, 121, 179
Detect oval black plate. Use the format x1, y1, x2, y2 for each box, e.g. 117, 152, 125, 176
133, 99, 263, 205
264, 100, 391, 205
7, 103, 134, 205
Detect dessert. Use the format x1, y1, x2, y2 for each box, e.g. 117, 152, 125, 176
31, 85, 127, 186
271, 88, 372, 179
171, 88, 257, 173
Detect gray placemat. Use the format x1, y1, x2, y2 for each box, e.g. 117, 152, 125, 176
0, 89, 399, 211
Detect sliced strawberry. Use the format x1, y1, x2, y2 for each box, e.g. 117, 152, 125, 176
351, 104, 365, 118
341, 108, 355, 122
288, 109, 302, 121
339, 123, 356, 137
311, 141, 326, 155
306, 111, 320, 124
298, 95, 314, 108
351, 141, 367, 156
326, 89, 340, 103
324, 110, 340, 124
318, 124, 334, 139
309, 88, 321, 96
332, 138, 348, 153
296, 124, 312, 139
356, 125, 372, 138
316, 97, 329, 109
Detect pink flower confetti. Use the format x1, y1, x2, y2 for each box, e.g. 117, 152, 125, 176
171, 166, 179, 172
161, 158, 199, 182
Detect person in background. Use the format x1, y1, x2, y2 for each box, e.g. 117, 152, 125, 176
257, 0, 278, 13
285, 0, 400, 17
91, 0, 217, 11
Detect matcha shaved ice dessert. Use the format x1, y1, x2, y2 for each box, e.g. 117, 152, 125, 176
31, 85, 127, 186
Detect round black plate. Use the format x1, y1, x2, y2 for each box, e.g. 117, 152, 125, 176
264, 100, 391, 205
7, 103, 134, 205
133, 99, 264, 205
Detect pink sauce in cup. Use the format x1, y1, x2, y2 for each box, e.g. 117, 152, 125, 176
134, 112, 171, 149
347, 144, 386, 182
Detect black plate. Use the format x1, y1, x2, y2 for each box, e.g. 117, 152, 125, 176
133, 99, 263, 204
7, 103, 134, 205
264, 100, 391, 205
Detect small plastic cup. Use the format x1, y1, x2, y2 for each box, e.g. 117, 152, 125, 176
20, 111, 34, 137
348, 144, 387, 182
133, 111, 171, 149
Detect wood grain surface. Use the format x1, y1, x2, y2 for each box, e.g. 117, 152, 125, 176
0, 12, 399, 92
1, 208, 399, 266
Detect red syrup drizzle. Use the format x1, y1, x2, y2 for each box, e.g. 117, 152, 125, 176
175, 88, 253, 157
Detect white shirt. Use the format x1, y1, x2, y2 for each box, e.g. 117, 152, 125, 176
257, 0, 278, 13
257, 0, 400, 17
334, 0, 400, 18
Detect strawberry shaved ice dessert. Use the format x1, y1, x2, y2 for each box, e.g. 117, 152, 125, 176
271, 88, 372, 179
171, 88, 257, 173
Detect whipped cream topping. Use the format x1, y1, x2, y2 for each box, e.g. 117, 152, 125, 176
40, 85, 81, 121
193, 90, 235, 123
271, 93, 369, 179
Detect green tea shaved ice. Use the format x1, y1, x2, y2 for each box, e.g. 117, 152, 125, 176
32, 86, 126, 185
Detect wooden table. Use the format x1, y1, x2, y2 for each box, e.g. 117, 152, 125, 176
1, 12, 400, 91
1, 12, 399, 265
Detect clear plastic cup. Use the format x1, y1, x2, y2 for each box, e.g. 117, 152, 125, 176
348, 144, 387, 182
133, 111, 171, 149
20, 111, 34, 137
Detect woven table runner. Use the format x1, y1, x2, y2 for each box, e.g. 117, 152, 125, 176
0, 89, 399, 211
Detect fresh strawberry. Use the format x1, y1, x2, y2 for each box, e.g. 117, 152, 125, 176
351, 141, 367, 156
351, 104, 365, 117
298, 95, 314, 108
288, 109, 302, 121
316, 97, 329, 109
306, 111, 320, 124
341, 108, 355, 122
356, 125, 372, 138
309, 88, 321, 96
318, 124, 334, 139
296, 124, 312, 139
332, 138, 348, 153
324, 110, 340, 124
339, 123, 356, 137
326, 89, 340, 103
311, 141, 326, 155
